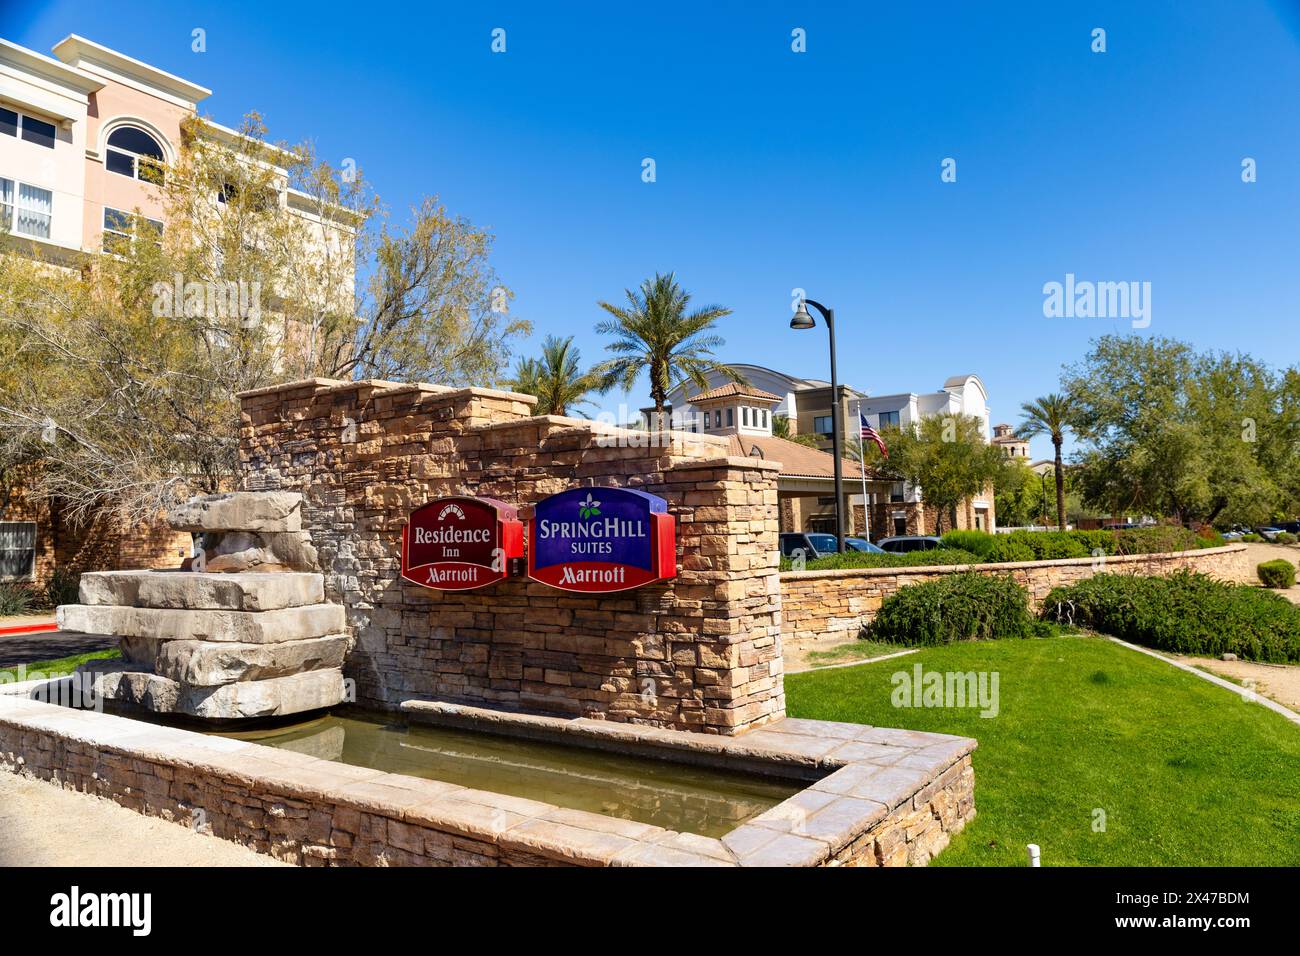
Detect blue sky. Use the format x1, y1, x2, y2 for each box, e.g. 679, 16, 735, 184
7, 0, 1300, 459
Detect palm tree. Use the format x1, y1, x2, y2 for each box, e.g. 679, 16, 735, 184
507, 335, 598, 417
592, 272, 742, 427
1017, 394, 1074, 530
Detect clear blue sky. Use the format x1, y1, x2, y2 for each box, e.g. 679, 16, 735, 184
7, 0, 1300, 459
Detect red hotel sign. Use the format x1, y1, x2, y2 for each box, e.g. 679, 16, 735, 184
400, 496, 522, 590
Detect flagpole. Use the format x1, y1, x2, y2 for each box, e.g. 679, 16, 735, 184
857, 399, 870, 541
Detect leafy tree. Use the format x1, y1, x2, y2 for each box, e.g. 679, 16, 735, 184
593, 272, 741, 423
1062, 336, 1297, 526
774, 413, 822, 447
507, 335, 598, 417
859, 415, 1005, 534
1016, 393, 1075, 530
0, 114, 527, 523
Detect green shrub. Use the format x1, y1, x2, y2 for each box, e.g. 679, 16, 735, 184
781, 548, 982, 572
1007, 530, 1091, 560
1241, 534, 1263, 543
0, 582, 37, 616
1258, 559, 1297, 589
867, 572, 1034, 645
1042, 571, 1300, 662
988, 536, 1036, 562
940, 530, 998, 560
1277, 532, 1297, 545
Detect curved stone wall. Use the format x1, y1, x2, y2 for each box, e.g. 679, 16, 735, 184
780, 544, 1250, 645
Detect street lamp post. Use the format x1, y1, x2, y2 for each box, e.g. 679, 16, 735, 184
790, 298, 846, 553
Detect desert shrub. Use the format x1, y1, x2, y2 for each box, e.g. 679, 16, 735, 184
44, 568, 81, 608
781, 548, 982, 572
867, 572, 1034, 645
0, 582, 37, 616
1241, 534, 1263, 543
1041, 571, 1300, 662
1258, 560, 1297, 589
1276, 532, 1297, 545
1111, 526, 1200, 556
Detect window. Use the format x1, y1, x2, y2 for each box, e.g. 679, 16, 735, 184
0, 521, 36, 581
0, 107, 56, 149
890, 482, 906, 503
742, 407, 750, 427
878, 410, 900, 429
0, 178, 52, 239
813, 415, 834, 436
726, 407, 734, 427
103, 207, 163, 253
713, 409, 721, 428
762, 409, 769, 428
106, 126, 165, 183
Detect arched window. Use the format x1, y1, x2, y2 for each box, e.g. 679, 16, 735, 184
106, 126, 165, 183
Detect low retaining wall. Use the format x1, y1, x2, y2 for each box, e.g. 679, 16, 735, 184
0, 689, 974, 867
780, 544, 1249, 645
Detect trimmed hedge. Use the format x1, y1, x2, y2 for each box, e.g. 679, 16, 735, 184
779, 548, 983, 572
1258, 560, 1297, 589
1042, 571, 1300, 663
867, 572, 1034, 645
788, 526, 1214, 573
938, 526, 1205, 563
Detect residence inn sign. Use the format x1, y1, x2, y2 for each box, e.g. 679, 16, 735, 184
527, 487, 677, 592
400, 496, 523, 590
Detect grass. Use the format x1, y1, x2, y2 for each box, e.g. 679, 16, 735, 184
0, 649, 120, 684
785, 634, 1300, 866
802, 640, 906, 668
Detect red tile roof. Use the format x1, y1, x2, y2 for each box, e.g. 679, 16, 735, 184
725, 433, 875, 480
687, 382, 782, 404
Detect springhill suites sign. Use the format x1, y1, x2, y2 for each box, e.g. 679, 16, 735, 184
528, 487, 676, 592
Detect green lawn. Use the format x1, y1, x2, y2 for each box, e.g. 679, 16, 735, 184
0, 649, 120, 684
785, 634, 1300, 866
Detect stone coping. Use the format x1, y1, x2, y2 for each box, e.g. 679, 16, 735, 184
780, 543, 1246, 581
236, 377, 538, 406
0, 686, 973, 867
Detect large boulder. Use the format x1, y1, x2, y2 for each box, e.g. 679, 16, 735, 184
203, 530, 319, 573
83, 661, 347, 718
79, 570, 324, 611
167, 491, 303, 533
58, 603, 345, 644
153, 634, 350, 686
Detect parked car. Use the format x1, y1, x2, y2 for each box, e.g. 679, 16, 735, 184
779, 532, 839, 560
876, 535, 945, 554
1257, 527, 1283, 542
1275, 521, 1300, 535
1222, 524, 1253, 539
844, 537, 887, 554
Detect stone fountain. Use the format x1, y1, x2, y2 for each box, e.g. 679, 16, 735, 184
57, 491, 349, 719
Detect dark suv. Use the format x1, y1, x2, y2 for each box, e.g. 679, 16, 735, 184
875, 535, 945, 554
779, 532, 839, 559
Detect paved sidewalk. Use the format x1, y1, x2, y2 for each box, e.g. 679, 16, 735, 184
0, 772, 285, 866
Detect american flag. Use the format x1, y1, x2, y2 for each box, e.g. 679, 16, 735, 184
860, 412, 889, 458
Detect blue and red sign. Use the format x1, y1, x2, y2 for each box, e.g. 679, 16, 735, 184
527, 487, 677, 592
401, 496, 522, 590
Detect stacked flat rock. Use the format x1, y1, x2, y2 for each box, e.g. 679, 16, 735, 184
61, 492, 348, 720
